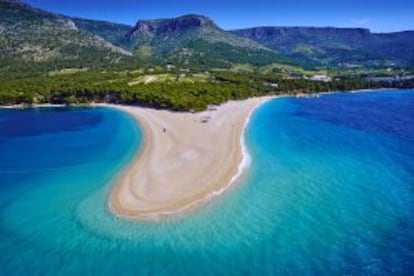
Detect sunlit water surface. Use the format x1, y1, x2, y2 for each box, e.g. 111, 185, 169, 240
0, 90, 413, 275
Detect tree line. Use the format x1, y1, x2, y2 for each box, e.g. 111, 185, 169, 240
1, 69, 413, 111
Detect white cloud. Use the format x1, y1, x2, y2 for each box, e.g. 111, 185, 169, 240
352, 18, 372, 27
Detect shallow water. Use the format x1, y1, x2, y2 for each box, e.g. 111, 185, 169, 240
0, 90, 413, 275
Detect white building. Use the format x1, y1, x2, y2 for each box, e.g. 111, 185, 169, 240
310, 75, 332, 82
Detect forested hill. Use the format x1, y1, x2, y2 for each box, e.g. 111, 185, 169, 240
120, 14, 282, 67
233, 27, 414, 68
70, 17, 132, 49
0, 0, 288, 72
2, 0, 414, 71
1, 0, 414, 111
0, 0, 130, 66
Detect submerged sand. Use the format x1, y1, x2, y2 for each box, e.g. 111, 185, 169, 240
107, 97, 271, 220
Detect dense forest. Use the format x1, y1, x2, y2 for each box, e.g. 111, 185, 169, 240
1, 0, 413, 112
1, 68, 413, 111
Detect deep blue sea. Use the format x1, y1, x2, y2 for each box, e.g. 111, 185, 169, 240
0, 90, 413, 275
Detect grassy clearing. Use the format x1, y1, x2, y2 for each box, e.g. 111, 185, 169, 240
128, 73, 211, 86
48, 68, 88, 76
259, 63, 327, 76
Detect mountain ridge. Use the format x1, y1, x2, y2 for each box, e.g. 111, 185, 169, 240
233, 26, 414, 67
1, 0, 414, 70
123, 14, 268, 50
119, 14, 283, 67
0, 0, 131, 66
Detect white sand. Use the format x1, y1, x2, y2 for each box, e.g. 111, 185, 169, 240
107, 97, 272, 220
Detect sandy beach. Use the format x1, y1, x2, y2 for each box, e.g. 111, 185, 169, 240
107, 97, 271, 220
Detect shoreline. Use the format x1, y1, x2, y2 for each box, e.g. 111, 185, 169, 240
104, 89, 405, 220
1, 89, 409, 221
0, 88, 408, 110
0, 103, 68, 109
105, 97, 272, 220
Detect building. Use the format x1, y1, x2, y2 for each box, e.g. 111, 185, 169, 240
310, 75, 332, 82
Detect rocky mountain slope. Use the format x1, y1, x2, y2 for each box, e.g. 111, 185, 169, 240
123, 14, 264, 51
0, 0, 130, 65
70, 17, 132, 49
121, 14, 284, 66
1, 0, 413, 70
233, 27, 414, 67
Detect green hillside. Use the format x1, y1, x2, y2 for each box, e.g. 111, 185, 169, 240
122, 14, 286, 66
0, 0, 130, 71
233, 27, 414, 68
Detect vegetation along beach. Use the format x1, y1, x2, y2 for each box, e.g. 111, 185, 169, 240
0, 0, 413, 275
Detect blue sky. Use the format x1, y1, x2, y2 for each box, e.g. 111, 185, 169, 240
24, 0, 414, 32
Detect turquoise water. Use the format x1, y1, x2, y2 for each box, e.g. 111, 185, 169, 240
0, 90, 413, 275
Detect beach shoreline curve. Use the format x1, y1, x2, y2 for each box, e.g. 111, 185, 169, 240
105, 96, 273, 220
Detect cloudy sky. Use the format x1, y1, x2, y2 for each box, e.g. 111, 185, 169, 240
24, 0, 414, 32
